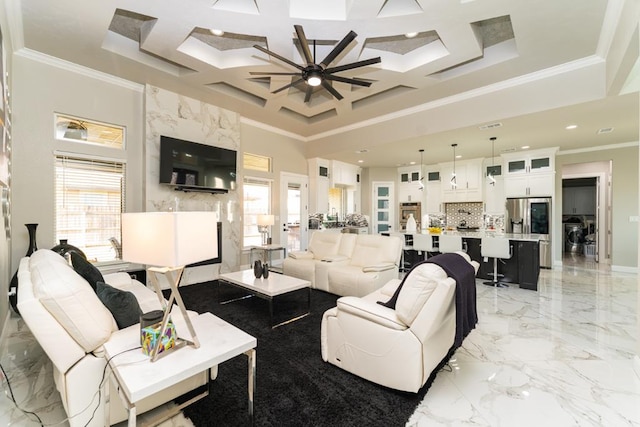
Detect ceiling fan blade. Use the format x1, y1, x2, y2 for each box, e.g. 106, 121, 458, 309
272, 78, 304, 94
304, 86, 314, 103
324, 74, 372, 87
249, 72, 301, 76
294, 25, 314, 65
324, 57, 381, 74
254, 44, 304, 71
321, 80, 343, 100
320, 30, 357, 68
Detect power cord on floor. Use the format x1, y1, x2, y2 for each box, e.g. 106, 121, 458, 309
0, 361, 44, 426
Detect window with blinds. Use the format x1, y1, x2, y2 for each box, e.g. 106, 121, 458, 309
243, 177, 271, 248
55, 155, 125, 262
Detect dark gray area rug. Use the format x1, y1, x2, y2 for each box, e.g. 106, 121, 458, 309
175, 281, 446, 427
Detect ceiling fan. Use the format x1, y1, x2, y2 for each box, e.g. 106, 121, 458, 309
251, 25, 381, 102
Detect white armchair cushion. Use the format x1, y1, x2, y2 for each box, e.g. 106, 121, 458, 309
395, 263, 448, 325
337, 297, 407, 330
288, 251, 314, 260
30, 250, 116, 352
380, 279, 402, 297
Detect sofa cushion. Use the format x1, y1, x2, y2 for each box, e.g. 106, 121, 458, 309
30, 249, 116, 352
70, 251, 104, 291
395, 263, 448, 325
96, 281, 142, 329
308, 232, 342, 260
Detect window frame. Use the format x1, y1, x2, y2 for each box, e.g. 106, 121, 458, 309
242, 176, 272, 249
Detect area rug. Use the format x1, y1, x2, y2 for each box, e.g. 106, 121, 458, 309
176, 281, 446, 427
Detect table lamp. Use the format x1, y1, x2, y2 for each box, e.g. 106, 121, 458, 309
257, 214, 274, 246
121, 211, 218, 361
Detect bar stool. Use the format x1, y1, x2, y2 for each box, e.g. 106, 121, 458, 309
412, 234, 436, 262
481, 236, 512, 288
438, 234, 465, 253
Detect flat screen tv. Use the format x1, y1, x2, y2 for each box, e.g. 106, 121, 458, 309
159, 136, 237, 193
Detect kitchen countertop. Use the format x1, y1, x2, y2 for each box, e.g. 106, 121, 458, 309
405, 231, 546, 242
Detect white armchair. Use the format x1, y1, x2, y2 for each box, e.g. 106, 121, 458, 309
321, 252, 478, 392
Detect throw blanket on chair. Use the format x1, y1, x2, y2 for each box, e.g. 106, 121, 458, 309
426, 253, 477, 348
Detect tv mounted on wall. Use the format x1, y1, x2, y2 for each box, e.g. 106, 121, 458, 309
159, 135, 237, 193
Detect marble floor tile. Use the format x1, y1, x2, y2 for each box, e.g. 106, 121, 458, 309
1, 262, 638, 426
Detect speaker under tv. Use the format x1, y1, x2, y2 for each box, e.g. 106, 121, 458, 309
159, 135, 237, 193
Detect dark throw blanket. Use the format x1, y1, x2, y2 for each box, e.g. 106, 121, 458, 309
426, 253, 478, 348
379, 252, 478, 349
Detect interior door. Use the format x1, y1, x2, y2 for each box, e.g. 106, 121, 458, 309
280, 172, 309, 253
372, 182, 394, 233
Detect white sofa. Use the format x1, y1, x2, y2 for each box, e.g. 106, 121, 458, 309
283, 231, 403, 297
321, 252, 479, 392
17, 249, 208, 426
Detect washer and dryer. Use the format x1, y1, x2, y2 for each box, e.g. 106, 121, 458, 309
564, 223, 584, 253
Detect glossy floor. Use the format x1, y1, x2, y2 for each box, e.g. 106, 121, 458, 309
1, 261, 638, 426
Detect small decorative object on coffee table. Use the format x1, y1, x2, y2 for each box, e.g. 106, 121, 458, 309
253, 259, 263, 278
262, 264, 269, 279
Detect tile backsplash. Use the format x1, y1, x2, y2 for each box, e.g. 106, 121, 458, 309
445, 202, 483, 228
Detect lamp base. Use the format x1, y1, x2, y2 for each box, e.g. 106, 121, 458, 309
147, 266, 200, 362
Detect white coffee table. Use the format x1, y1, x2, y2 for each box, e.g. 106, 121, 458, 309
218, 270, 311, 328
103, 311, 256, 427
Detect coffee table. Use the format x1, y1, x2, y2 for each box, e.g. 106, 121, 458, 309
218, 270, 311, 328
103, 311, 256, 427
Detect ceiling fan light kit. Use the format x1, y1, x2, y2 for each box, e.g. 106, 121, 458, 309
251, 25, 381, 102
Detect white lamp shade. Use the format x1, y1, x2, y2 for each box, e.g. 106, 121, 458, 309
121, 211, 218, 267
257, 214, 275, 226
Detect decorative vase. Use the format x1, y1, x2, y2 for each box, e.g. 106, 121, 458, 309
9, 223, 39, 315
253, 260, 263, 278
406, 213, 417, 233
262, 264, 270, 279
51, 239, 86, 260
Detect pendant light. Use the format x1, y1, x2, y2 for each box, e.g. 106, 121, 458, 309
418, 149, 425, 190
488, 137, 497, 186
450, 143, 458, 188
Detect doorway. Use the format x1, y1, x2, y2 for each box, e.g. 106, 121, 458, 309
280, 172, 309, 253
561, 161, 611, 269
372, 182, 395, 233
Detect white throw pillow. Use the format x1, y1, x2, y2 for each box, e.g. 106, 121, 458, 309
30, 250, 116, 352
395, 263, 447, 325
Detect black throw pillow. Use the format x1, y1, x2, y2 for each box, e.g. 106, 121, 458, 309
96, 281, 142, 329
70, 251, 104, 292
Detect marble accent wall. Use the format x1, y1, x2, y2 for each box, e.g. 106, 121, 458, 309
145, 85, 241, 283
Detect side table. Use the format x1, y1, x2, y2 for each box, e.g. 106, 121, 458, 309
250, 245, 287, 273
104, 312, 257, 426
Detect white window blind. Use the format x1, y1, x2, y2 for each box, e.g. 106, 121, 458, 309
243, 177, 271, 248
55, 155, 125, 262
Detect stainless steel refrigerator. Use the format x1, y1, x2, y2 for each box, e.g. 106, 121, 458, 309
505, 197, 552, 268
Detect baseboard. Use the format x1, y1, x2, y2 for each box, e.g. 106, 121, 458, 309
610, 265, 638, 274
634, 356, 640, 379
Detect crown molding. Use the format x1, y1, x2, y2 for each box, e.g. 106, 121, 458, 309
15, 48, 144, 92
557, 140, 638, 156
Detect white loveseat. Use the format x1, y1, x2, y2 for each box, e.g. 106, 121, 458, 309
321, 252, 479, 392
17, 249, 208, 426
283, 231, 403, 297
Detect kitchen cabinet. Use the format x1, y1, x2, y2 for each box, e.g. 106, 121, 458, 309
398, 165, 423, 203
424, 169, 442, 213
502, 148, 557, 198
308, 158, 331, 215
562, 186, 596, 215
439, 158, 483, 202
331, 160, 358, 187
484, 163, 505, 214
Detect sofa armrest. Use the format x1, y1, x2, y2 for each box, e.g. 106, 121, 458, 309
288, 251, 314, 260
321, 254, 349, 262
362, 262, 396, 273
380, 279, 402, 297
337, 297, 407, 330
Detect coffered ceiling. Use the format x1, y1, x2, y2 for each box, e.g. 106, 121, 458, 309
8, 0, 640, 166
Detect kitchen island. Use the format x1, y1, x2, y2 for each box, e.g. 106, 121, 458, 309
405, 231, 542, 291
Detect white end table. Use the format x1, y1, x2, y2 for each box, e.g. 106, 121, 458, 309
103, 312, 256, 426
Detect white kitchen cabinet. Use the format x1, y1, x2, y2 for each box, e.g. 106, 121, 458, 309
484, 163, 505, 214
308, 158, 331, 215
397, 165, 423, 202
502, 148, 557, 198
331, 160, 358, 187
439, 158, 483, 202
424, 168, 442, 213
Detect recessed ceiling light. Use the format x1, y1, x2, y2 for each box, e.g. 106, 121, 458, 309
358, 160, 364, 163
405, 32, 419, 38
210, 29, 225, 36
521, 145, 530, 149
455, 155, 462, 159
565, 124, 578, 130
409, 161, 416, 165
